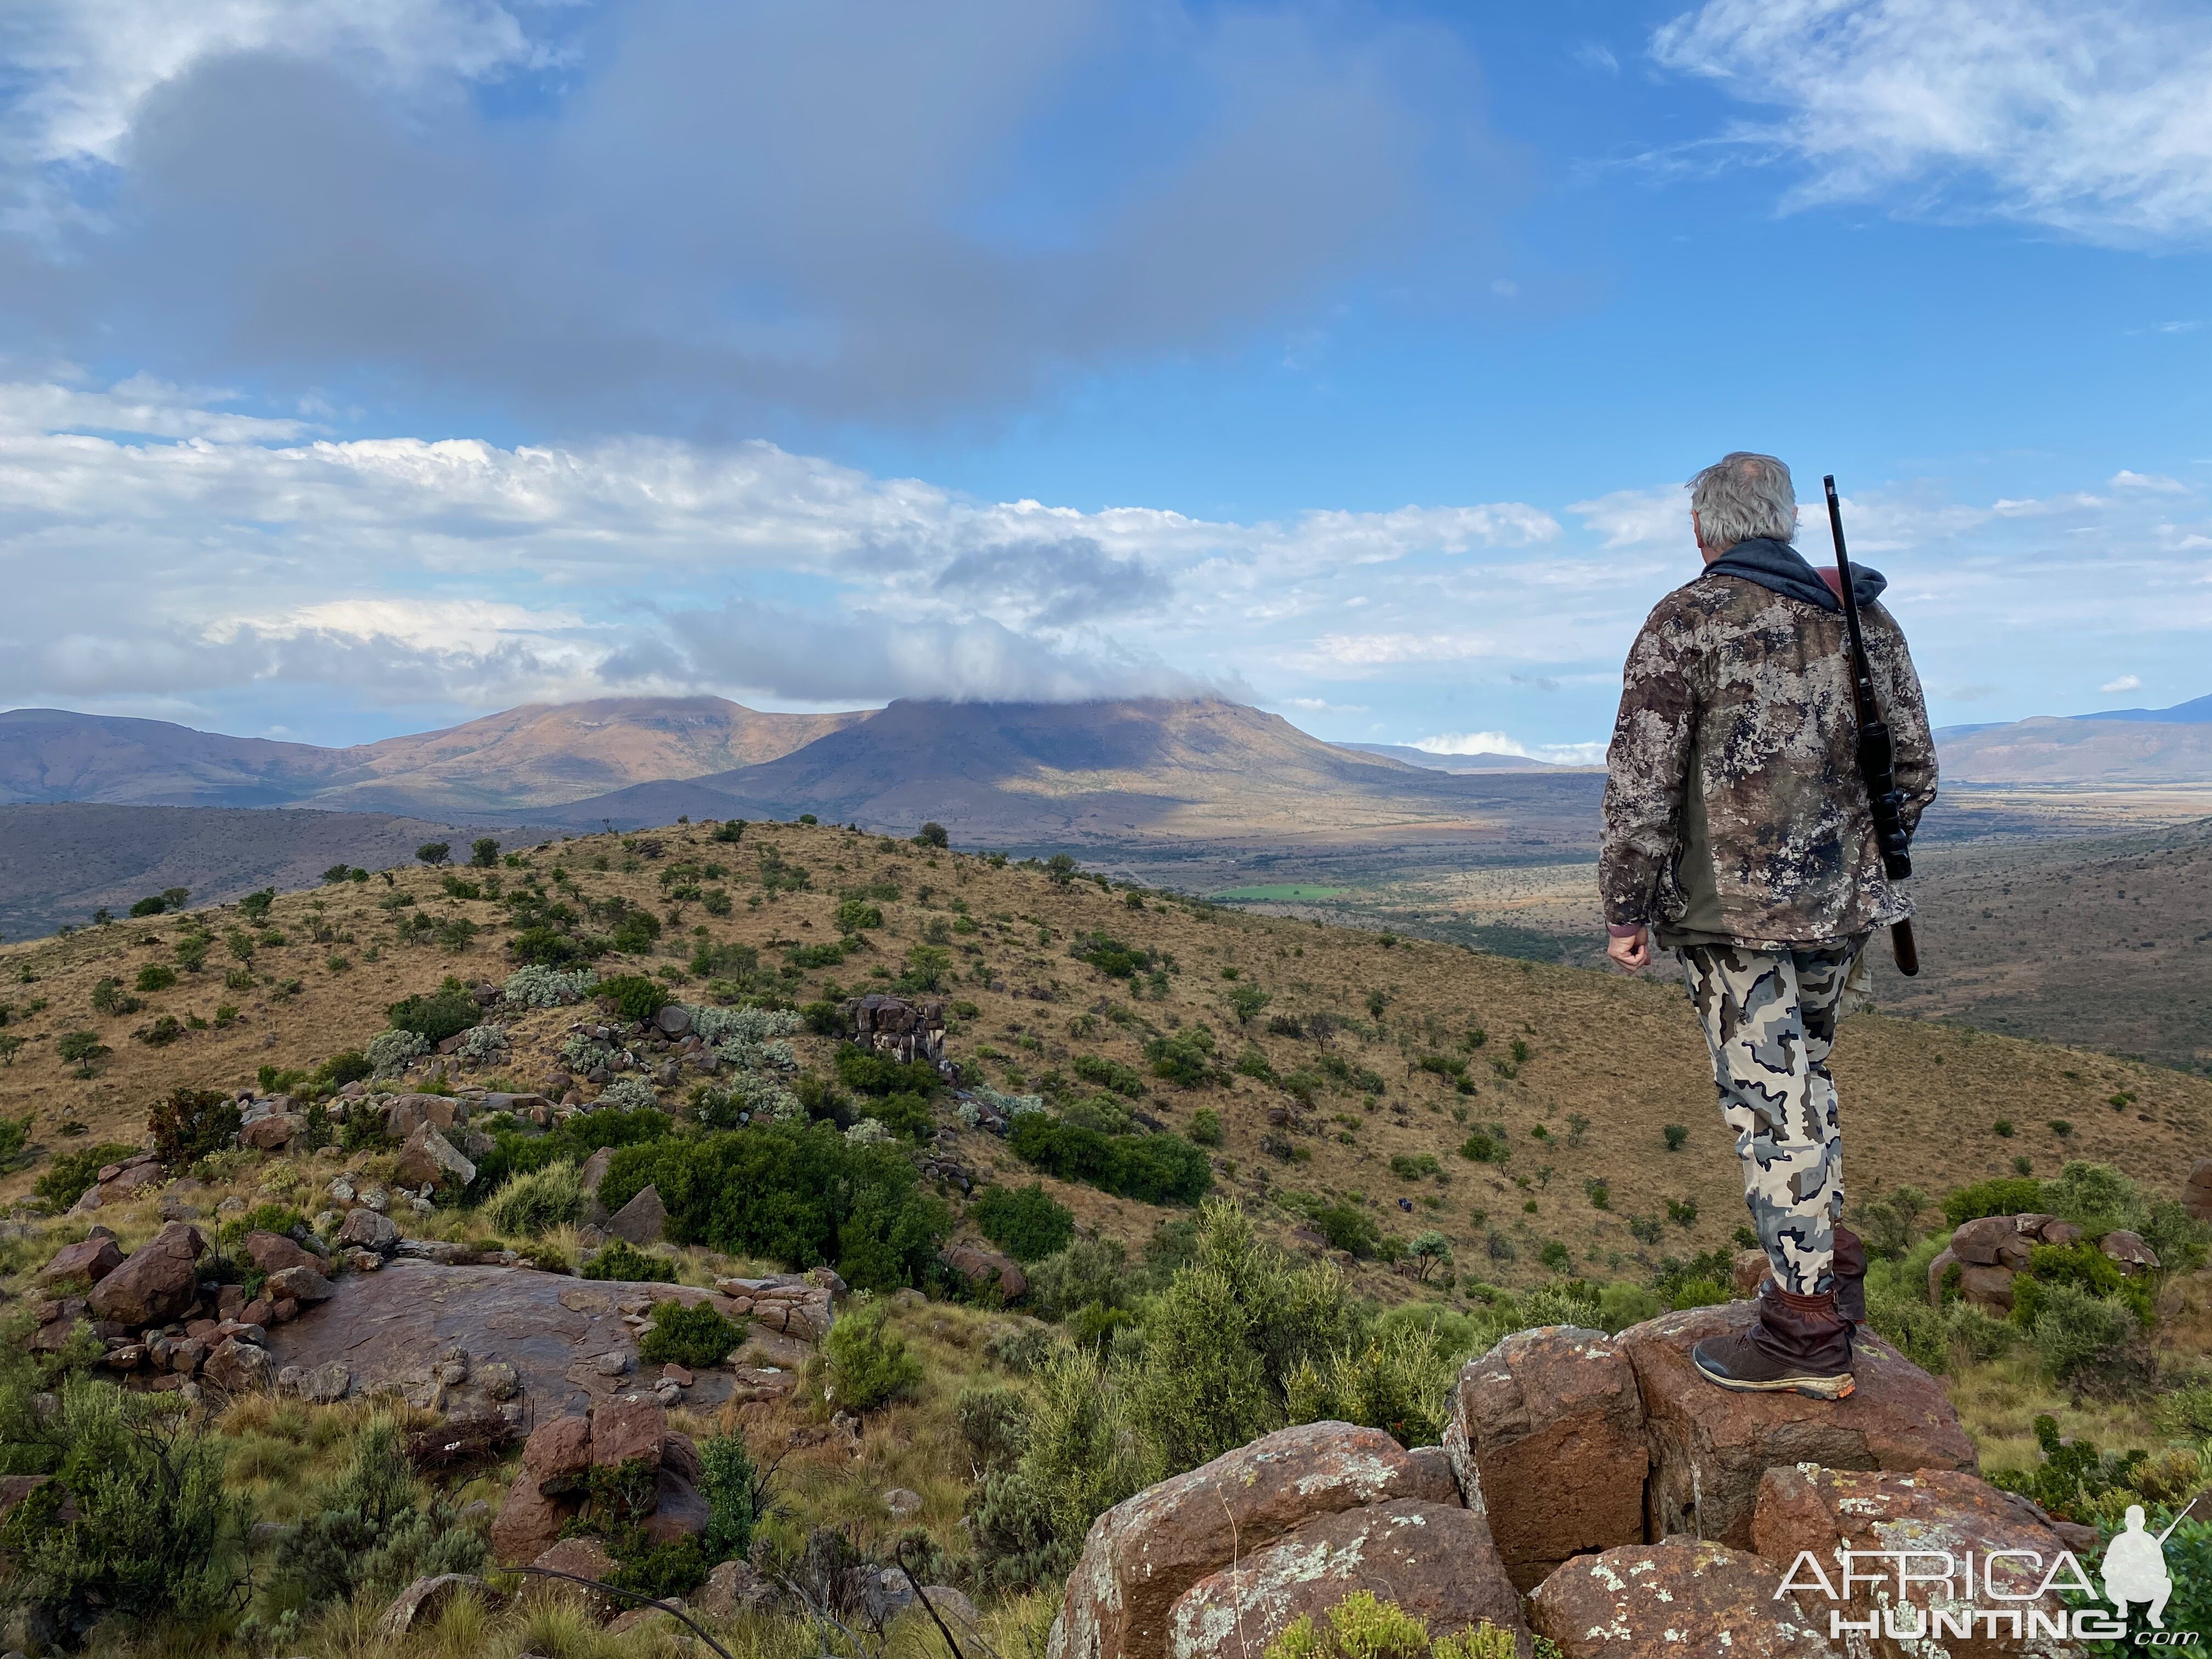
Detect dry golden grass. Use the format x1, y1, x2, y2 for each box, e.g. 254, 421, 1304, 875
4, 821, 2208, 1303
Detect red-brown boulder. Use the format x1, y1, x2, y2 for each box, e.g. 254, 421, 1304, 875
590, 1395, 666, 1472
523, 1414, 594, 1494
37, 1237, 124, 1286
1167, 1500, 1527, 1659
86, 1221, 206, 1328
245, 1231, 323, 1276
1527, 1542, 1837, 1658
1616, 1303, 1976, 1549
941, 1242, 1027, 1302
490, 1471, 580, 1566
1048, 1421, 1458, 1659
1752, 1464, 2082, 1655
1445, 1325, 1647, 1590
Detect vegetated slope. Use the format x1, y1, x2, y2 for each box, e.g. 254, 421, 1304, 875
0, 697, 871, 814
541, 698, 1610, 850
0, 804, 562, 943
1334, 743, 1567, 773
0, 708, 346, 806
4, 822, 2203, 1293
1865, 815, 2212, 1073
309, 697, 874, 813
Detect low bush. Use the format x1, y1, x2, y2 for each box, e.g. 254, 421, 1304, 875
385, 986, 479, 1045
470, 1104, 672, 1194
1144, 1024, 1218, 1087
1071, 1053, 1147, 1097
972, 1183, 1076, 1262
1188, 1107, 1223, 1147
148, 1088, 241, 1169
2030, 1282, 2145, 1386
1009, 1113, 1211, 1205
481, 1161, 585, 1237
821, 1300, 922, 1411
698, 1434, 763, 1562
600, 1122, 951, 1289
268, 1419, 484, 1618
1942, 1176, 2047, 1227
581, 1238, 678, 1282
637, 1300, 746, 1368
1264, 1590, 1520, 1659
595, 974, 671, 1023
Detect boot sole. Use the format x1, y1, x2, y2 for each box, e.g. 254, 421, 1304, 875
1693, 1353, 1855, 1400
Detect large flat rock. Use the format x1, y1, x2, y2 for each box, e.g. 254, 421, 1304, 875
1615, 1303, 1977, 1549
1527, 1542, 1838, 1658
263, 1261, 742, 1417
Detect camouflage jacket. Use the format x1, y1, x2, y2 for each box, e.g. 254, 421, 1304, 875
1599, 551, 1936, 948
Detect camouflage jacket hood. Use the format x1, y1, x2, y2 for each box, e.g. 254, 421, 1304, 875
1598, 554, 1937, 947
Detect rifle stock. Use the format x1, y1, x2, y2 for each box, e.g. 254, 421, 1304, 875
1823, 475, 1921, 978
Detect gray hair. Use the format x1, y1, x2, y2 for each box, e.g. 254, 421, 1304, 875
1688, 452, 1797, 550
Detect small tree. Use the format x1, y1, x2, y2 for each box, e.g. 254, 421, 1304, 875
161, 887, 190, 910
469, 837, 500, 868
1662, 1123, 1689, 1152
1046, 854, 1077, 886
914, 822, 949, 849
415, 842, 452, 867
1409, 1231, 1453, 1282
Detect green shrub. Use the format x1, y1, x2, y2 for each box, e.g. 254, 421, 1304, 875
0, 1378, 245, 1643
385, 987, 479, 1045
581, 1238, 678, 1282
1009, 1113, 1211, 1205
1309, 1201, 1380, 1257
1071, 1053, 1147, 1097
1988, 1414, 2150, 1522
600, 1123, 951, 1289
698, 1434, 763, 1562
481, 1161, 585, 1238
1943, 1176, 2046, 1227
270, 1419, 484, 1615
1390, 1153, 1441, 1181
832, 899, 883, 932
1188, 1107, 1223, 1147
148, 1087, 241, 1169
467, 1105, 672, 1195
1132, 1201, 1357, 1473
2030, 1283, 2144, 1385
2010, 1240, 2153, 1329
132, 964, 177, 994
1285, 1323, 1460, 1448
822, 1300, 922, 1412
836, 1046, 942, 1099
1262, 1590, 1524, 1659
1598, 1282, 1663, 1329
2043, 1160, 2151, 1238
1144, 1025, 1218, 1087
637, 1300, 746, 1369
33, 1142, 138, 1212
0, 1113, 30, 1172
1024, 1236, 1144, 1323
595, 973, 670, 1023
972, 1183, 1076, 1262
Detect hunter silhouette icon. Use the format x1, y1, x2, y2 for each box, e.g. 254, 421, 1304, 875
2102, 1499, 2198, 1628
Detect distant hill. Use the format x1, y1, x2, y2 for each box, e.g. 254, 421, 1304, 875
1939, 691, 2212, 783
1335, 742, 1565, 774
0, 699, 870, 815
541, 697, 1607, 847
0, 804, 562, 940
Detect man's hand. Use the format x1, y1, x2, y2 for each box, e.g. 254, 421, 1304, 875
1606, 926, 1651, 974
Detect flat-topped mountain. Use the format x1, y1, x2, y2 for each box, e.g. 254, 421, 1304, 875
1335, 742, 1568, 773
539, 697, 1606, 847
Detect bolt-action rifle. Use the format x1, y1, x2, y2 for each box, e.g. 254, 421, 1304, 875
1823, 475, 1920, 977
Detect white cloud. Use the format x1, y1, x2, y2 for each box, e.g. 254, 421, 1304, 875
2100, 673, 2143, 693
1651, 0, 2212, 245
1415, 731, 1533, 757
2113, 469, 2188, 492
1570, 484, 1687, 548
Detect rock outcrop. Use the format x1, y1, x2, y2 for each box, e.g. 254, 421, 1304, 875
1049, 1422, 1462, 1659
1527, 1542, 1837, 1658
1444, 1325, 1648, 1590
87, 1221, 205, 1327
492, 1401, 703, 1569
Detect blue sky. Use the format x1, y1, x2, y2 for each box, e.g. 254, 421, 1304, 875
1, 0, 2208, 756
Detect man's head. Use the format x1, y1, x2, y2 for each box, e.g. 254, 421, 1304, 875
1689, 452, 1796, 559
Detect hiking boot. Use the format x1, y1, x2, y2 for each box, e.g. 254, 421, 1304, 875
1831, 1226, 1868, 1329
1692, 1284, 1854, 1401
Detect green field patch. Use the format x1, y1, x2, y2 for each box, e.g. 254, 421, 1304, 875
1212, 884, 1348, 902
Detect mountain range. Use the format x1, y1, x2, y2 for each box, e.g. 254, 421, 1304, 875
1935, 692, 2212, 785
1334, 742, 1567, 773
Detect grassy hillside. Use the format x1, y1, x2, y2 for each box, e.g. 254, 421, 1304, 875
5, 819, 2206, 1288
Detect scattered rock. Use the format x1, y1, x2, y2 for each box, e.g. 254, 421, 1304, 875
263, 1265, 336, 1307
1048, 1421, 1461, 1659
941, 1242, 1026, 1302
388, 1094, 459, 1141
1446, 1324, 1647, 1590
524, 1416, 595, 1495
696, 1558, 776, 1617
653, 1004, 692, 1039
493, 1475, 581, 1567
640, 1465, 710, 1547
2101, 1229, 2159, 1274
1959, 1265, 2016, 1313
525, 1537, 620, 1621
87, 1221, 206, 1328
338, 1208, 403, 1253
884, 1487, 924, 1519
245, 1231, 323, 1276
606, 1186, 668, 1246
1616, 1303, 1978, 1549
394, 1124, 476, 1191
240, 1113, 303, 1151
915, 1585, 983, 1633
1528, 1541, 1835, 1659
377, 1573, 501, 1639
479, 1360, 521, 1401
203, 1338, 273, 1393
1167, 1500, 1527, 1659
2187, 1158, 2212, 1223
292, 1360, 352, 1403
36, 1237, 123, 1288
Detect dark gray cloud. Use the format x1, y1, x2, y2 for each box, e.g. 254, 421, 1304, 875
4, 0, 1505, 428
930, 536, 1172, 627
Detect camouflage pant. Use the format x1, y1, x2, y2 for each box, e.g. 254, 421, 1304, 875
1674, 939, 1865, 1296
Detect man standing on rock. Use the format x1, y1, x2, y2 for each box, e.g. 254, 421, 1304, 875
1597, 452, 1935, 1401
